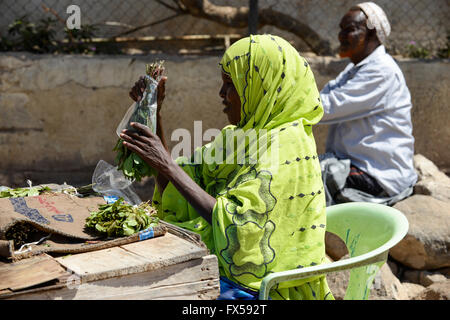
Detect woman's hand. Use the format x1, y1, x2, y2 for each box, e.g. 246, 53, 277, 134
120, 122, 172, 174
129, 76, 167, 114
121, 123, 216, 224
129, 76, 145, 102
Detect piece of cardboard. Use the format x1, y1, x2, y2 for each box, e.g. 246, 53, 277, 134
0, 193, 166, 260
0, 193, 104, 240
0, 254, 68, 291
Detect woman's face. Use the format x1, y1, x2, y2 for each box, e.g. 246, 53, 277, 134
219, 72, 241, 125
338, 10, 368, 59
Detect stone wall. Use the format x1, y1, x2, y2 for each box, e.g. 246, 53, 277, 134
0, 52, 449, 188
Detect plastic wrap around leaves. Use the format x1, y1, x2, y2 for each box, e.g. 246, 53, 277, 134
113, 61, 165, 182
116, 75, 159, 137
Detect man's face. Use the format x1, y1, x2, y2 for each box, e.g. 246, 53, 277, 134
338, 10, 368, 59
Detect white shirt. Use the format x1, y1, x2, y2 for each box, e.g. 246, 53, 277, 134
319, 45, 417, 196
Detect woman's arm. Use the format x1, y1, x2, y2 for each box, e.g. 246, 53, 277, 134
155, 77, 168, 150
159, 160, 216, 224
120, 123, 216, 224
155, 112, 170, 193
154, 77, 170, 193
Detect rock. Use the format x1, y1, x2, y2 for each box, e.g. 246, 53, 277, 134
422, 273, 448, 286
403, 269, 449, 286
325, 231, 348, 261
387, 259, 401, 278
415, 181, 450, 203
325, 253, 350, 300
413, 280, 450, 300
402, 282, 426, 300
413, 154, 450, 202
437, 267, 450, 277
403, 269, 422, 284
326, 269, 349, 300
326, 261, 408, 300
390, 195, 450, 270
369, 263, 409, 300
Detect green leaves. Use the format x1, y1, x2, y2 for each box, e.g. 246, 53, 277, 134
1, 15, 97, 54
85, 198, 159, 237
0, 186, 51, 198
123, 153, 134, 176
113, 138, 156, 181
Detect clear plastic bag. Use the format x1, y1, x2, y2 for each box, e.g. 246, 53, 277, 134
116, 75, 159, 137
113, 61, 164, 182
92, 160, 142, 205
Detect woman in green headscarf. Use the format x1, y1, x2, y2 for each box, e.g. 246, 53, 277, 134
122, 34, 333, 300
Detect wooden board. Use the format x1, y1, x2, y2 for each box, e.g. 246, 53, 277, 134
54, 232, 209, 283
0, 254, 68, 291
2, 255, 219, 300
0, 232, 219, 300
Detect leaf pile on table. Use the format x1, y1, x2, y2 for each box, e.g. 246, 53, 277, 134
85, 198, 160, 237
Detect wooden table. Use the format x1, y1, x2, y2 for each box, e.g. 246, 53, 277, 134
0, 231, 220, 300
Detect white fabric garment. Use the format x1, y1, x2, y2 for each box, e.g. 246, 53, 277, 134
356, 2, 391, 44
319, 45, 417, 196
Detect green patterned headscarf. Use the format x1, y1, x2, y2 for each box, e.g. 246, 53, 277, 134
152, 35, 333, 300
220, 35, 323, 130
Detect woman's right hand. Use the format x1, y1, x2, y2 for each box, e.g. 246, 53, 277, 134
129, 76, 146, 102
129, 76, 167, 114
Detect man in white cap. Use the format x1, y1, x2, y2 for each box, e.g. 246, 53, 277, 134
318, 2, 417, 205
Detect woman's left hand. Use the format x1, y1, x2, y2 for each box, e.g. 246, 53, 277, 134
122, 124, 216, 224
120, 122, 172, 174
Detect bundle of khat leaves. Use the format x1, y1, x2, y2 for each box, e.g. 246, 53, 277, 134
85, 198, 159, 237
113, 139, 155, 181
113, 60, 165, 181
0, 185, 51, 198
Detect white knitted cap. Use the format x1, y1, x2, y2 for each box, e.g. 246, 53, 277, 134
356, 2, 391, 43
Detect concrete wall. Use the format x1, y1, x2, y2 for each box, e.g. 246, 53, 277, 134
0, 52, 449, 191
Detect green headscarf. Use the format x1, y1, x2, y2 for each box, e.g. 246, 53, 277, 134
152, 35, 333, 300
220, 34, 323, 130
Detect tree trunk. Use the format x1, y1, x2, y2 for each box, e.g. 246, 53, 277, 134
177, 0, 332, 55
